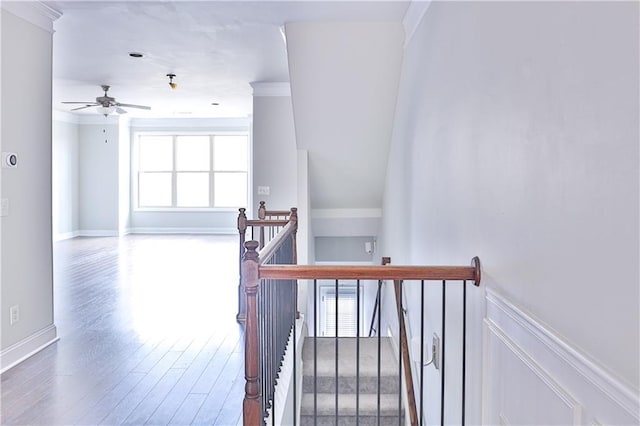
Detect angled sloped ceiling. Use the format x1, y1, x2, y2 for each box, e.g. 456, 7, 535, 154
285, 22, 404, 212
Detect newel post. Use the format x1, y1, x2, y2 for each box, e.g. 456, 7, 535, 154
243, 240, 261, 425
236, 208, 248, 323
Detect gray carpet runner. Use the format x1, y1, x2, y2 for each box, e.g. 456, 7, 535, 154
300, 337, 404, 426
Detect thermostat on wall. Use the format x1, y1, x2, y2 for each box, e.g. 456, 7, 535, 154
2, 152, 17, 168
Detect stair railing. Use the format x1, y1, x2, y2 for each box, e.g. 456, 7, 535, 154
236, 204, 297, 323
242, 227, 482, 425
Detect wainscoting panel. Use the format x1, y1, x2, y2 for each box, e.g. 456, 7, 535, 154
483, 289, 639, 426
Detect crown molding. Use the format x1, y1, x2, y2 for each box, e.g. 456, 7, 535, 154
403, 0, 431, 48
77, 115, 120, 125
129, 117, 249, 130
250, 82, 291, 97
53, 110, 80, 124
1, 1, 61, 34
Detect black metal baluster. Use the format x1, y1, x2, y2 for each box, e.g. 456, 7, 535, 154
293, 278, 297, 426
398, 280, 403, 426
335, 279, 339, 425
314, 279, 317, 425
272, 278, 276, 426
462, 280, 467, 426
420, 280, 424, 426
377, 280, 382, 426
356, 280, 360, 423
441, 280, 446, 426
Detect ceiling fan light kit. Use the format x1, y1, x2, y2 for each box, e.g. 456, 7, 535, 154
62, 84, 151, 116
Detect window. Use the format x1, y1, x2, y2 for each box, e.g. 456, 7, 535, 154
320, 283, 363, 337
136, 134, 248, 209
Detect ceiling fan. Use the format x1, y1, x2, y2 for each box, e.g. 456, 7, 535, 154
62, 85, 151, 116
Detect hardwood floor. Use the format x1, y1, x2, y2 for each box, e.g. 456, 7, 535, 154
1, 235, 245, 425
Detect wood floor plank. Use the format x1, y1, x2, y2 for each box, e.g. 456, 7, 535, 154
0, 235, 244, 425
191, 350, 244, 425
122, 367, 186, 425
98, 350, 183, 425
168, 392, 208, 425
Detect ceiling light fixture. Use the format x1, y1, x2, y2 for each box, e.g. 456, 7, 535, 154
97, 105, 115, 116
167, 73, 177, 90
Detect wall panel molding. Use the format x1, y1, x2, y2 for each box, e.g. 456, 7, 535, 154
484, 289, 639, 425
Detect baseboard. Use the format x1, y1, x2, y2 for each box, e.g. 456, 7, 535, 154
0, 324, 59, 374
53, 230, 80, 241
484, 288, 639, 425
127, 227, 236, 235
77, 230, 119, 237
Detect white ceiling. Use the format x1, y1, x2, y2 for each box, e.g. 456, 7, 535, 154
48, 1, 410, 118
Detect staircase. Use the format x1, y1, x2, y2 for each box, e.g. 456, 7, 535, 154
300, 337, 404, 426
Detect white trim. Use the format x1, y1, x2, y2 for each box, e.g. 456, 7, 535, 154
250, 82, 291, 97
311, 208, 382, 219
402, 0, 432, 48
0, 325, 59, 373
130, 117, 249, 130
52, 110, 80, 124
127, 227, 236, 235
77, 230, 119, 237
77, 114, 120, 125
1, 1, 61, 33
485, 288, 640, 423
53, 230, 80, 241
485, 317, 584, 424
265, 317, 305, 426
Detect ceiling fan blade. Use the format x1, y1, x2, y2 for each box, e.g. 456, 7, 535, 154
70, 105, 96, 111
115, 107, 128, 114
62, 101, 99, 105
116, 103, 151, 110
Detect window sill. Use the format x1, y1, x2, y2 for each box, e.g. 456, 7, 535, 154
134, 207, 241, 213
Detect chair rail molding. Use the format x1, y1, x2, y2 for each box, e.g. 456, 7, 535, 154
483, 288, 639, 425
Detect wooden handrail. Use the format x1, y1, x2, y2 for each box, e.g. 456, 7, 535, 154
259, 259, 481, 285
389, 258, 419, 426
257, 221, 297, 265
245, 219, 290, 227
258, 200, 291, 219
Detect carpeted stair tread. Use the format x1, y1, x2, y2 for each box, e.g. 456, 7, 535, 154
302, 337, 398, 377
300, 392, 403, 416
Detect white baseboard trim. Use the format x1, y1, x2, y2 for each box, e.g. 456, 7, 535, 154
127, 227, 236, 235
53, 230, 80, 241
484, 288, 639, 425
0, 324, 59, 374
77, 230, 119, 237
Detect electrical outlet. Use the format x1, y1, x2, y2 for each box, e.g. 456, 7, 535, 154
432, 333, 440, 370
10, 305, 19, 325
0, 199, 8, 217
257, 186, 270, 195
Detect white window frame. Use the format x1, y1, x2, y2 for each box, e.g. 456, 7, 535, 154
132, 131, 249, 212
318, 281, 364, 337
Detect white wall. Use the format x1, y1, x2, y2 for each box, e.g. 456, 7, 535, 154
1, 6, 58, 369
285, 22, 404, 210
78, 120, 120, 235
380, 1, 639, 424
52, 115, 80, 240
118, 117, 130, 235
252, 92, 298, 211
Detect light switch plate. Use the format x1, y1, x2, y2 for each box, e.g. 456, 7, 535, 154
257, 186, 270, 195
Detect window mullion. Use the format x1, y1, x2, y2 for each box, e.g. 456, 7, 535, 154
172, 135, 178, 207
210, 135, 215, 208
